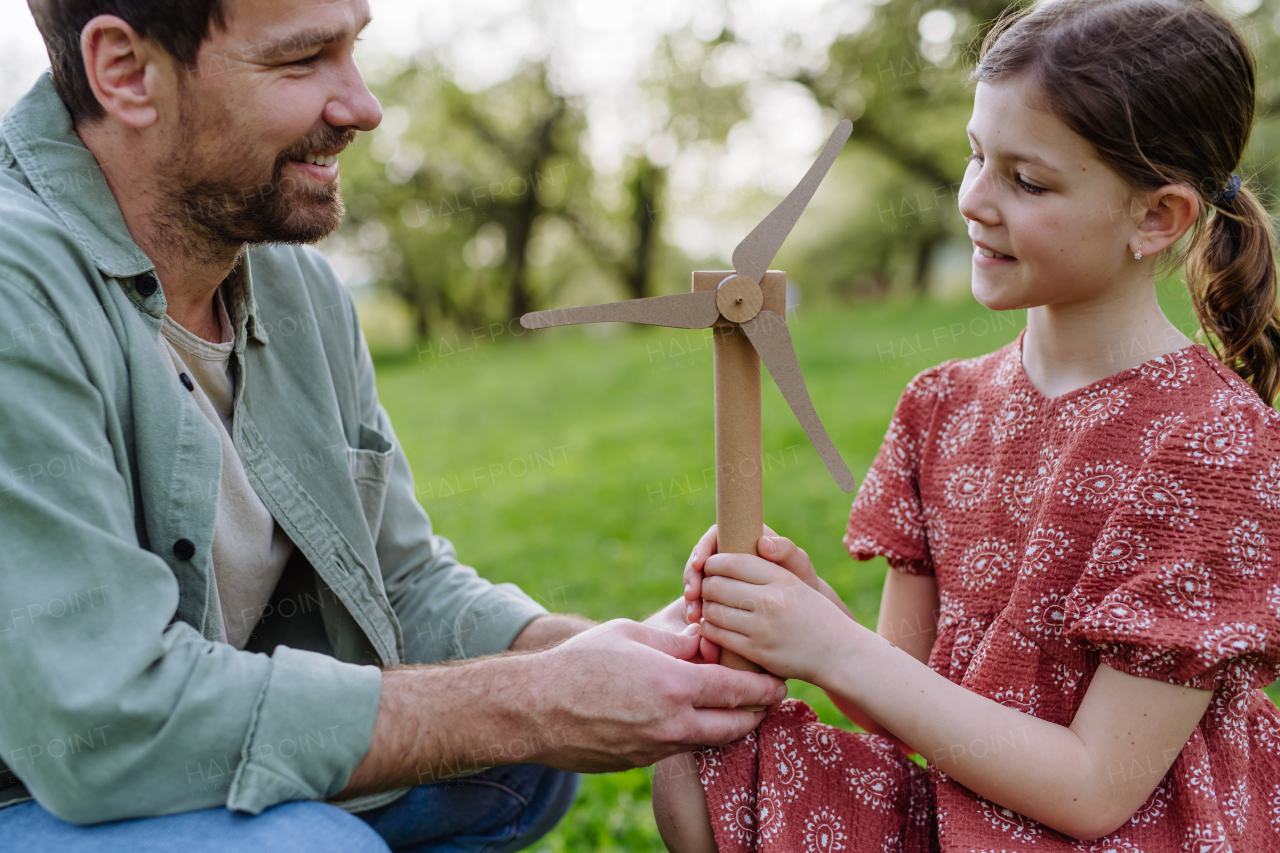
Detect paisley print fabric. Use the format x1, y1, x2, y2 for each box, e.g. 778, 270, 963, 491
700, 330, 1280, 852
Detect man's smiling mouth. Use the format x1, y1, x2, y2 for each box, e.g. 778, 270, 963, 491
297, 152, 340, 167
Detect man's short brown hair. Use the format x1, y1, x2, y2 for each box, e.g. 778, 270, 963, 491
27, 0, 226, 123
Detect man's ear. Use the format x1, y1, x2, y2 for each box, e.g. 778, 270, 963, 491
1132, 183, 1201, 255
80, 14, 168, 129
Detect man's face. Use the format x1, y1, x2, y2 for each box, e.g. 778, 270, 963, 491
160, 0, 381, 249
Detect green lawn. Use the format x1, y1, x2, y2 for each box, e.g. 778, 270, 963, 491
369, 285, 1279, 852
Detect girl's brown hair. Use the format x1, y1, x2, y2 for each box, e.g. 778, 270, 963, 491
971, 0, 1280, 404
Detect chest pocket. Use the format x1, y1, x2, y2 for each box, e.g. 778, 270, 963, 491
348, 421, 395, 543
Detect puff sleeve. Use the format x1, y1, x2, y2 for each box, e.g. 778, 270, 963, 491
1063, 397, 1280, 692
843, 363, 950, 576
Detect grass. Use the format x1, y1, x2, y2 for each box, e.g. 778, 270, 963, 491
369, 286, 1280, 851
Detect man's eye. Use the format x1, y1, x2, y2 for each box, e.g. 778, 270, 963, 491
289, 54, 320, 66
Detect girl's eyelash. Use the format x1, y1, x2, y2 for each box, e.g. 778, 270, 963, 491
964, 153, 1047, 195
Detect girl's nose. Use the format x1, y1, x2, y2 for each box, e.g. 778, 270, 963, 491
958, 171, 997, 226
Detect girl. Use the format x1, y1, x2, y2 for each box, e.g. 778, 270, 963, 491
652, 0, 1280, 850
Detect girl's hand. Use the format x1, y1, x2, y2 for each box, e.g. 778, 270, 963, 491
756, 534, 821, 591
684, 526, 852, 663
684, 525, 725, 663
697, 550, 853, 683
684, 524, 784, 662
685, 527, 804, 612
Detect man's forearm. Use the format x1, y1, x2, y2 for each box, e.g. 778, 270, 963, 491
509, 613, 596, 651
336, 654, 541, 799
338, 612, 634, 799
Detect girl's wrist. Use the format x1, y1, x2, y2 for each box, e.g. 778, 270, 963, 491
809, 613, 875, 695
817, 577, 857, 622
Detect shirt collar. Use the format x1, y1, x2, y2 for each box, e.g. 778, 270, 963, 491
225, 253, 270, 348
1, 70, 268, 346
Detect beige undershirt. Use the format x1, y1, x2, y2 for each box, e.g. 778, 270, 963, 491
155, 288, 295, 649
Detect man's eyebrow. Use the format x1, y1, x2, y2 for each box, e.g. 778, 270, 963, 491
966, 124, 1061, 173
254, 15, 373, 60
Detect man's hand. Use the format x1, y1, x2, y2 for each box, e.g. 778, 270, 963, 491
641, 597, 723, 666
337, 618, 786, 799
530, 619, 787, 773
642, 595, 691, 634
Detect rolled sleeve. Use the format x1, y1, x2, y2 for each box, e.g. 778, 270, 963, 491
227, 645, 382, 814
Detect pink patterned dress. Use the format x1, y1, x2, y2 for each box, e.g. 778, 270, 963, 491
698, 329, 1280, 851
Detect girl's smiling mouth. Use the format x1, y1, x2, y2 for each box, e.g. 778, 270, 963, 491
973, 239, 1016, 264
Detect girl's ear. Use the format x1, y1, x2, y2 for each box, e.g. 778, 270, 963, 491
1131, 184, 1200, 256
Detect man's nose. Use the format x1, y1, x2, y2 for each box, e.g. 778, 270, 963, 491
324, 58, 383, 132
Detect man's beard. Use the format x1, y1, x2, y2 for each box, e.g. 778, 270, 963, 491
160, 89, 358, 260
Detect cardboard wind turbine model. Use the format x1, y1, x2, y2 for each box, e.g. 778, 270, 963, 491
520, 120, 858, 692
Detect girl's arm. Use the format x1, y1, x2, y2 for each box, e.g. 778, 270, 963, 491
696, 539, 1215, 842
825, 568, 938, 754
822, 625, 1211, 840
874, 568, 939, 666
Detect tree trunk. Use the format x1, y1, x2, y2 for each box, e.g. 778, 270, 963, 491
913, 235, 939, 295
505, 102, 566, 323
624, 159, 665, 300
506, 191, 537, 322
416, 299, 430, 340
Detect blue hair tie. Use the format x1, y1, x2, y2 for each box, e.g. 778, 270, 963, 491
1217, 173, 1242, 205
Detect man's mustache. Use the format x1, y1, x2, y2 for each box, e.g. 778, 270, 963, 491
278, 127, 359, 163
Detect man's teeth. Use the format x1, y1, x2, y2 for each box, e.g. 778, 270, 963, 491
978, 247, 1011, 259
299, 154, 339, 167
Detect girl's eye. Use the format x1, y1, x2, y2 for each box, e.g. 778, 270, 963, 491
1013, 175, 1044, 195
964, 153, 1047, 195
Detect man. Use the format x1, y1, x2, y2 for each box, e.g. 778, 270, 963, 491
0, 0, 786, 848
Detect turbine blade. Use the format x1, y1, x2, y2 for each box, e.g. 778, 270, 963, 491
520, 290, 720, 331
731, 120, 853, 284
741, 310, 857, 493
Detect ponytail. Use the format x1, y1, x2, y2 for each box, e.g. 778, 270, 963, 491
970, 0, 1279, 405
1185, 183, 1280, 406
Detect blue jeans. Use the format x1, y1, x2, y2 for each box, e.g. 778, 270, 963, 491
0, 764, 581, 853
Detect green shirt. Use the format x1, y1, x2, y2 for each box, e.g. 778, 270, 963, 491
0, 72, 548, 824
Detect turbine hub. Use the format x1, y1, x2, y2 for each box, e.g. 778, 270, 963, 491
715, 275, 764, 324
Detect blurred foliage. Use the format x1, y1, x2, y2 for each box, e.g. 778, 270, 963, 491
335, 29, 751, 338
334, 0, 1280, 339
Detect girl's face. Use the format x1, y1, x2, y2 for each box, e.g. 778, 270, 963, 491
958, 76, 1139, 312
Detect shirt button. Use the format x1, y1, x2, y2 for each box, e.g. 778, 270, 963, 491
136, 274, 159, 297
179, 373, 194, 392
173, 538, 196, 560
